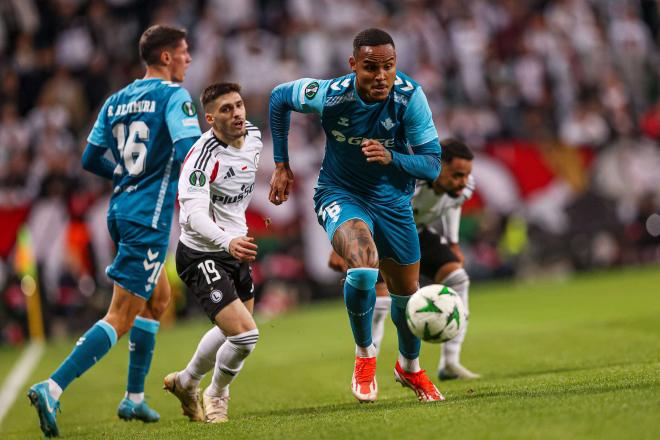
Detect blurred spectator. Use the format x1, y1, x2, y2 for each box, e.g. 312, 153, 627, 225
1, 0, 659, 343
559, 99, 610, 148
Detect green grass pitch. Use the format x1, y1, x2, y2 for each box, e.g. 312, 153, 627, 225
1, 267, 659, 439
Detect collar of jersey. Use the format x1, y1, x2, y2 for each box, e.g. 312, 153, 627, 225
134, 78, 167, 83
210, 130, 230, 149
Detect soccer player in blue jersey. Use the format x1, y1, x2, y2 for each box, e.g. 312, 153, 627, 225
269, 28, 444, 403
27, 25, 201, 437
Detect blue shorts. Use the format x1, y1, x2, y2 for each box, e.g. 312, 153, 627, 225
313, 187, 420, 265
106, 218, 169, 300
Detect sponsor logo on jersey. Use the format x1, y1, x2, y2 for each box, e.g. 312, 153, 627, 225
305, 81, 319, 99
189, 170, 206, 187
338, 117, 350, 127
182, 101, 197, 116
212, 183, 255, 205
210, 290, 223, 303
330, 130, 395, 148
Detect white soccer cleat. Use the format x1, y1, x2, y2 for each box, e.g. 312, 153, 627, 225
351, 356, 378, 403
202, 392, 229, 423
438, 363, 481, 381
163, 372, 204, 422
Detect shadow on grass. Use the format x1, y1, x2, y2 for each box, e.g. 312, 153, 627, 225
241, 375, 659, 421
242, 398, 425, 419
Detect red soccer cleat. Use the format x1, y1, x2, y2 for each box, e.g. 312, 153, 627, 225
351, 356, 378, 402
394, 360, 445, 402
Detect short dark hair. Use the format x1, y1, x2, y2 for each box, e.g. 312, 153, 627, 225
353, 28, 395, 55
139, 25, 187, 66
200, 82, 242, 111
440, 138, 474, 163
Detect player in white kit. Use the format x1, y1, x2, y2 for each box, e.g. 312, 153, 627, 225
329, 138, 479, 380
163, 83, 262, 423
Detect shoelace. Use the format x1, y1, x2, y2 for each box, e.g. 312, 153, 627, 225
355, 359, 377, 384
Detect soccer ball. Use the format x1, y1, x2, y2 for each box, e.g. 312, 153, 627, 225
406, 284, 467, 343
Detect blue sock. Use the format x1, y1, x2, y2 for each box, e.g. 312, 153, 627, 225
390, 294, 421, 360
127, 316, 160, 393
344, 268, 379, 348
51, 320, 117, 391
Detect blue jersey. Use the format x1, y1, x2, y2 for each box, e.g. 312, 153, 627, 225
87, 78, 201, 231
270, 71, 440, 204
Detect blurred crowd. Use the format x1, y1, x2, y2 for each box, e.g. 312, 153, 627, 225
1, 0, 660, 344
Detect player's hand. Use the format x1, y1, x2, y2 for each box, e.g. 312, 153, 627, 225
229, 236, 258, 262
449, 243, 465, 266
361, 139, 392, 165
328, 250, 348, 273
269, 163, 294, 205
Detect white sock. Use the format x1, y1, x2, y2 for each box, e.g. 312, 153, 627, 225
398, 354, 421, 373
47, 378, 63, 400
355, 343, 377, 358
440, 268, 470, 369
125, 392, 144, 404
371, 296, 391, 356
180, 326, 226, 389
206, 329, 259, 397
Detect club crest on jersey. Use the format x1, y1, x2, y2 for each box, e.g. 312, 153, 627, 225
182, 101, 197, 116
305, 81, 319, 99
210, 290, 223, 303
189, 170, 206, 187
381, 117, 395, 131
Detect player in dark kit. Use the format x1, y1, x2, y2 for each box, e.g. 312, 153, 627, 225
269, 28, 444, 403
27, 25, 200, 437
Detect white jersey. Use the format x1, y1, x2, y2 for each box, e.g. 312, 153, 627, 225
178, 123, 262, 252
412, 174, 475, 244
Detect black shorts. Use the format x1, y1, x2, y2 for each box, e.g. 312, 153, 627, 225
376, 226, 460, 286
418, 226, 460, 282
175, 241, 254, 322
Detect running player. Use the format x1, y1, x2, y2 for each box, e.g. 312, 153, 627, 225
27, 25, 200, 437
329, 138, 480, 380
269, 28, 443, 403
163, 82, 261, 424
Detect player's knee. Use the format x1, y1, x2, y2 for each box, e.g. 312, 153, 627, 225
103, 313, 134, 338
442, 267, 469, 286
227, 328, 259, 356
435, 262, 463, 284
147, 295, 171, 320
343, 245, 379, 269
346, 267, 379, 290
333, 220, 378, 268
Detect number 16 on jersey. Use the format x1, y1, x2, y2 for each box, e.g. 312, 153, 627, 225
112, 121, 149, 176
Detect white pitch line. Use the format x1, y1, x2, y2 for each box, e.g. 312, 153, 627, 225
0, 341, 45, 425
